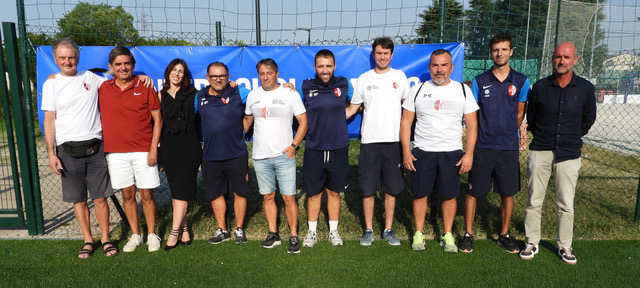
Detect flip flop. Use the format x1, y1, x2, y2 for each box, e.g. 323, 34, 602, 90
77, 242, 94, 259
102, 241, 119, 257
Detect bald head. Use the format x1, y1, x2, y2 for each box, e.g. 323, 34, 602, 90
552, 41, 578, 76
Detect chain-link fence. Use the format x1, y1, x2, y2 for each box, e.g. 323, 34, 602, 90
7, 0, 640, 239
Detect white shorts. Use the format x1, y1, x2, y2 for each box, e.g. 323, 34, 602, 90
106, 152, 160, 189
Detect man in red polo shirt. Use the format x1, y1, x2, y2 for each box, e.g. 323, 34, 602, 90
98, 46, 163, 253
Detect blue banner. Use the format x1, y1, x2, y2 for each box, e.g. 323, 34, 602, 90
37, 43, 465, 138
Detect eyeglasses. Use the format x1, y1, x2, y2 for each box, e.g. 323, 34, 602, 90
207, 74, 228, 79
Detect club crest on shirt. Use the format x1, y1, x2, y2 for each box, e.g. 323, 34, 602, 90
261, 107, 270, 118
221, 97, 229, 104
393, 82, 397, 89
434, 100, 443, 110
508, 85, 517, 96
83, 83, 91, 91
484, 89, 490, 97
334, 87, 341, 97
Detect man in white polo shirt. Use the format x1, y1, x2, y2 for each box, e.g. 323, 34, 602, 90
400, 49, 479, 253
244, 58, 308, 254
346, 36, 410, 246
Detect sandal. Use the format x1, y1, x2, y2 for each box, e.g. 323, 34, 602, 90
164, 229, 181, 251
181, 226, 192, 246
102, 241, 119, 257
77, 242, 94, 259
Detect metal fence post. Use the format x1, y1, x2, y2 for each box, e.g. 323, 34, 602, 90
3, 22, 43, 235
17, 0, 45, 234
635, 173, 640, 222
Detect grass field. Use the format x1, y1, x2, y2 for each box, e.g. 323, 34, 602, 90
1, 239, 639, 287
107, 140, 640, 244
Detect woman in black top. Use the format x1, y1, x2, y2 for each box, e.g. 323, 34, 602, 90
159, 59, 202, 250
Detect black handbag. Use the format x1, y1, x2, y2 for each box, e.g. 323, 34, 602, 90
62, 138, 102, 158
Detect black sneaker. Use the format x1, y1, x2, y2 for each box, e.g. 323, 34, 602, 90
234, 227, 248, 244
261, 232, 281, 248
459, 232, 474, 253
287, 236, 300, 254
497, 233, 519, 253
207, 228, 230, 244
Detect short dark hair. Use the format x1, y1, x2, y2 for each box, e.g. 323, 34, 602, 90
52, 37, 79, 57
108, 46, 136, 66
489, 33, 513, 50
314, 49, 335, 64
161, 58, 192, 94
430, 48, 452, 61
207, 61, 229, 75
256, 58, 278, 73
372, 36, 394, 54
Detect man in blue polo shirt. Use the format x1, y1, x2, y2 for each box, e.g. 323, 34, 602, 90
459, 33, 530, 254
298, 49, 352, 247
197, 62, 251, 245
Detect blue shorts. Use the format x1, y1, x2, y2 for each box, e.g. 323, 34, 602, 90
358, 142, 404, 197
410, 148, 463, 199
303, 148, 349, 196
468, 149, 520, 198
253, 153, 297, 196
202, 155, 250, 201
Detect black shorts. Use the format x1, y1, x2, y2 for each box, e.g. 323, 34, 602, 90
468, 149, 520, 198
57, 141, 113, 203
202, 155, 250, 201
358, 142, 404, 197
410, 148, 463, 199
303, 148, 349, 196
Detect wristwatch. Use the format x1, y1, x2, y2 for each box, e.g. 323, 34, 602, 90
290, 143, 299, 151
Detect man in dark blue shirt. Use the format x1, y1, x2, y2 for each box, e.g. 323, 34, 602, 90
197, 62, 251, 245
519, 42, 597, 265
297, 49, 352, 247
461, 33, 529, 254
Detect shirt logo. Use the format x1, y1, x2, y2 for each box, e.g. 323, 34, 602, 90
484, 89, 490, 96
483, 85, 492, 89
393, 82, 398, 89
308, 89, 318, 97
134, 92, 142, 96
261, 107, 270, 118
83, 83, 91, 91
366, 85, 379, 91
434, 100, 443, 110
334, 87, 341, 97
272, 99, 285, 105
221, 97, 229, 104
508, 85, 517, 96
422, 93, 432, 98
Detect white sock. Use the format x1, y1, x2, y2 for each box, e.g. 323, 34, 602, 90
329, 220, 338, 231
308, 221, 317, 232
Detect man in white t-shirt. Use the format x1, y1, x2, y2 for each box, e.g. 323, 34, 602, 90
41, 38, 118, 258
400, 49, 479, 253
346, 37, 410, 246
243, 58, 308, 254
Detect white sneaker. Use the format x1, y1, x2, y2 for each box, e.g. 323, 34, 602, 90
123, 234, 143, 252
147, 233, 162, 252
303, 230, 317, 247
329, 230, 343, 246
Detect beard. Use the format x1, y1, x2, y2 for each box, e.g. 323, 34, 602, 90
432, 76, 449, 85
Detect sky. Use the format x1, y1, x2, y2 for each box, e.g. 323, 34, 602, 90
1, 0, 639, 53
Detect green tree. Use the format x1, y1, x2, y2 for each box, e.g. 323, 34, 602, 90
56, 2, 140, 46
414, 0, 465, 44
465, 0, 497, 58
